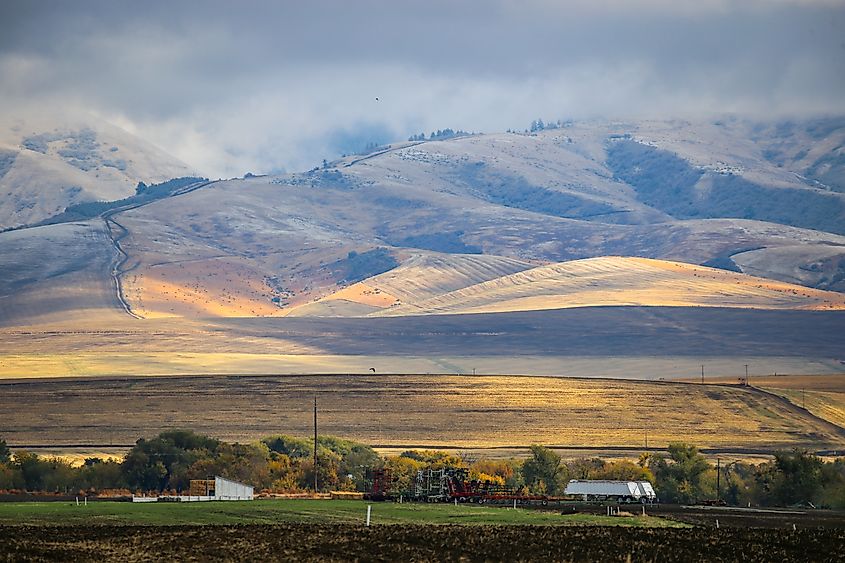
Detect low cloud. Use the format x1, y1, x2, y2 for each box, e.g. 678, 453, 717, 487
2, 0, 844, 177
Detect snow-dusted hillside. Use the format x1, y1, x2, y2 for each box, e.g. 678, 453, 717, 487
2, 116, 845, 323
0, 112, 198, 230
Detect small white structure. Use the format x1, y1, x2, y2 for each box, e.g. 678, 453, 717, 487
132, 476, 254, 503
213, 476, 254, 501
564, 480, 656, 502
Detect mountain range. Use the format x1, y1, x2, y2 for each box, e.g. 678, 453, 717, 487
0, 115, 843, 378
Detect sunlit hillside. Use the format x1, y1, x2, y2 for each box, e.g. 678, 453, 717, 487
3, 119, 845, 323
300, 256, 845, 317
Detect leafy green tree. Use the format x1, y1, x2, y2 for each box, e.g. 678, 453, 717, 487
13, 451, 47, 491
759, 450, 824, 506
384, 455, 424, 495
0, 463, 23, 490
593, 459, 654, 482
300, 448, 343, 492
819, 458, 845, 509
183, 442, 272, 490
78, 459, 125, 491
262, 435, 313, 459
649, 443, 712, 503
399, 450, 463, 468
40, 457, 77, 493
122, 430, 222, 492
522, 445, 567, 495
339, 443, 380, 491
721, 461, 757, 506
471, 459, 522, 491
566, 457, 606, 479
0, 439, 10, 464
263, 435, 380, 492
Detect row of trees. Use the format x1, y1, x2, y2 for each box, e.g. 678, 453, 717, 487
407, 129, 471, 142
516, 443, 845, 508
1, 435, 843, 508
506, 118, 573, 135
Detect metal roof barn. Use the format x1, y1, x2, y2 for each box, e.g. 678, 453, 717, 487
564, 480, 656, 500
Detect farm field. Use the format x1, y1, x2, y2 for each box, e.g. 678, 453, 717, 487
767, 389, 845, 429
682, 375, 845, 430
3, 352, 844, 382
0, 499, 681, 527
687, 374, 845, 393
1, 306, 844, 380
2, 374, 843, 453
0, 520, 841, 562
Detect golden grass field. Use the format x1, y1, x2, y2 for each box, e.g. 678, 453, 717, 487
2, 375, 842, 453
752, 375, 845, 430
3, 352, 843, 381
2, 302, 844, 380
770, 389, 845, 429
678, 374, 845, 434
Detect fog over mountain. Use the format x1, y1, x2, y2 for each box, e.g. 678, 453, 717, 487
2, 0, 844, 177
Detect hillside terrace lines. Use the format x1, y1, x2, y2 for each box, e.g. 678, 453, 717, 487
362, 257, 845, 317
365, 254, 536, 302
283, 253, 537, 317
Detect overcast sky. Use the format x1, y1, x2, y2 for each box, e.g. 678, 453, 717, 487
2, 0, 844, 177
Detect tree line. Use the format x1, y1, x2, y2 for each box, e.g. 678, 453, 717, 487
0, 434, 843, 508
407, 129, 472, 142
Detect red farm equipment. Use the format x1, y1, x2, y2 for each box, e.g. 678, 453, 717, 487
366, 466, 554, 505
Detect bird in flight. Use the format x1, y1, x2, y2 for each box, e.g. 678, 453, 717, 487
375, 97, 380, 101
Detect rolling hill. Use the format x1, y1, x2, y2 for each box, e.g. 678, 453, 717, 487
0, 111, 198, 230
300, 256, 845, 317
1, 116, 844, 384
91, 117, 843, 320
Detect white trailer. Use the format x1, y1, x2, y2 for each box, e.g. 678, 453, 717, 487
213, 476, 254, 501
132, 476, 254, 503
564, 480, 657, 503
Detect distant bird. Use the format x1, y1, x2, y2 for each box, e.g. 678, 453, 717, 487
369, 367, 376, 373
375, 97, 379, 101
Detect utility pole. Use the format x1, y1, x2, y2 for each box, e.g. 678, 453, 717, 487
701, 365, 705, 385
802, 388, 806, 410
744, 364, 749, 387
314, 395, 318, 494
716, 457, 721, 502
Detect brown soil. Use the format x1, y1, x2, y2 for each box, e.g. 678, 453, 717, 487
1, 523, 843, 562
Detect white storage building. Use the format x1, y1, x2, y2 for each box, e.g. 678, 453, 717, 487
564, 480, 656, 501
132, 476, 254, 503
213, 476, 254, 500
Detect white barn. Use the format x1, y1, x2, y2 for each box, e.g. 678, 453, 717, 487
564, 480, 656, 502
